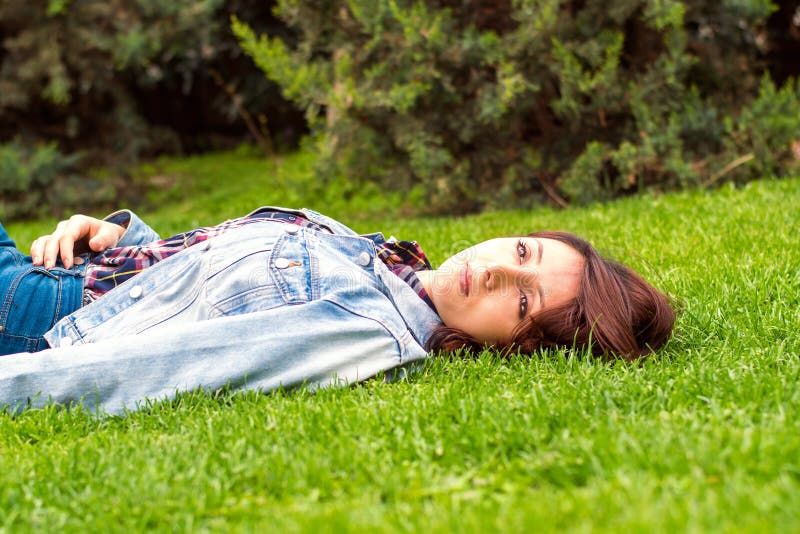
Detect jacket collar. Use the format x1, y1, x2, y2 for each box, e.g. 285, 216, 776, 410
373, 260, 442, 348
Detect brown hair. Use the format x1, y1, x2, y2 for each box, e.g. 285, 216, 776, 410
425, 231, 675, 361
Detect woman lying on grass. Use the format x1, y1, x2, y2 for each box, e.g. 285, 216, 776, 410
0, 206, 674, 414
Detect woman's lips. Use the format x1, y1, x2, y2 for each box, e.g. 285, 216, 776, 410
461, 262, 471, 296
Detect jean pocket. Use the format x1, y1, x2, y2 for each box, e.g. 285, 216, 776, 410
0, 266, 63, 353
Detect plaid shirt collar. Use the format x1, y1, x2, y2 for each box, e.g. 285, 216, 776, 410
375, 238, 436, 312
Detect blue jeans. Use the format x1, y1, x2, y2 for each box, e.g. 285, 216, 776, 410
0, 222, 85, 355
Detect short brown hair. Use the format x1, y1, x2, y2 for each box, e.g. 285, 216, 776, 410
425, 231, 675, 360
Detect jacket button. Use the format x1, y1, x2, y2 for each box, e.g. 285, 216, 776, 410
284, 224, 300, 234
274, 258, 290, 269
73, 256, 85, 265
129, 285, 143, 299
357, 252, 372, 267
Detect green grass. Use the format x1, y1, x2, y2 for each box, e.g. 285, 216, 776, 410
2, 148, 800, 531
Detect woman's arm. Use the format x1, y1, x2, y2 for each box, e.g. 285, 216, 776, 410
30, 210, 161, 269
0, 299, 418, 415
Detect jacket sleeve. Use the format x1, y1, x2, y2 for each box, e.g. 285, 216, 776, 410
103, 209, 161, 247
0, 300, 416, 415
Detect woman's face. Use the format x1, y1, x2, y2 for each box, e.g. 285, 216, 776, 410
424, 237, 584, 344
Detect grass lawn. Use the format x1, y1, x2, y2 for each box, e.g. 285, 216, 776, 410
2, 149, 799, 531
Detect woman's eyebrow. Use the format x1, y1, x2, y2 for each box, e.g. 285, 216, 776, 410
534, 238, 543, 265
537, 283, 546, 310
528, 238, 545, 310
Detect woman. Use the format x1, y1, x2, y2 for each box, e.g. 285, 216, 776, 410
0, 206, 674, 414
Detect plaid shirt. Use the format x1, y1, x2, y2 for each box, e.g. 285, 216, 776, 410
83, 210, 436, 311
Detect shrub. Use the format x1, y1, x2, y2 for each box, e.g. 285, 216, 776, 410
0, 0, 302, 220
0, 140, 121, 220
234, 0, 799, 212
0, 1, 225, 160
722, 76, 800, 182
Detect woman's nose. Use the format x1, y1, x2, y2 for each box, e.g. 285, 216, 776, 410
486, 264, 538, 292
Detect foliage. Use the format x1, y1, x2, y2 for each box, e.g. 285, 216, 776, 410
0, 0, 305, 221
0, 0, 310, 220
0, 140, 119, 221
3, 167, 800, 530
0, 0, 223, 158
234, 0, 800, 212
723, 76, 800, 181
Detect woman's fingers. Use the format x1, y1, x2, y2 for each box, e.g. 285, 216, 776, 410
88, 222, 123, 252
31, 215, 126, 269
30, 236, 48, 265
30, 215, 96, 269
57, 225, 80, 269
39, 220, 69, 269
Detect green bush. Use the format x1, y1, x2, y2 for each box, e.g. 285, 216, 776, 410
723, 76, 800, 182
234, 0, 799, 212
0, 140, 119, 220
0, 0, 301, 220
0, 0, 225, 157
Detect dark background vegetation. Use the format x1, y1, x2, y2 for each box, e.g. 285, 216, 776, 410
1, 0, 799, 219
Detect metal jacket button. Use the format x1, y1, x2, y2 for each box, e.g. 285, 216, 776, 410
284, 224, 300, 234
357, 252, 372, 267
129, 285, 143, 299
275, 258, 291, 269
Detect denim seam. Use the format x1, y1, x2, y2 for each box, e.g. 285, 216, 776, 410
67, 316, 86, 344
53, 274, 64, 329
0, 266, 27, 329
323, 298, 404, 363
307, 231, 320, 301
0, 330, 41, 340
270, 233, 308, 305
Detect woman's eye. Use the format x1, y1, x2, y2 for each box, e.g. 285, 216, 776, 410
519, 292, 528, 319
516, 239, 528, 263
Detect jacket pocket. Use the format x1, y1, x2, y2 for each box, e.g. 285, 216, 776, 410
205, 233, 316, 317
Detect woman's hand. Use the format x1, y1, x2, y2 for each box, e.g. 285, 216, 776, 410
30, 215, 126, 269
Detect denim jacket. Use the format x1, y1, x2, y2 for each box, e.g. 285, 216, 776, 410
0, 207, 442, 414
